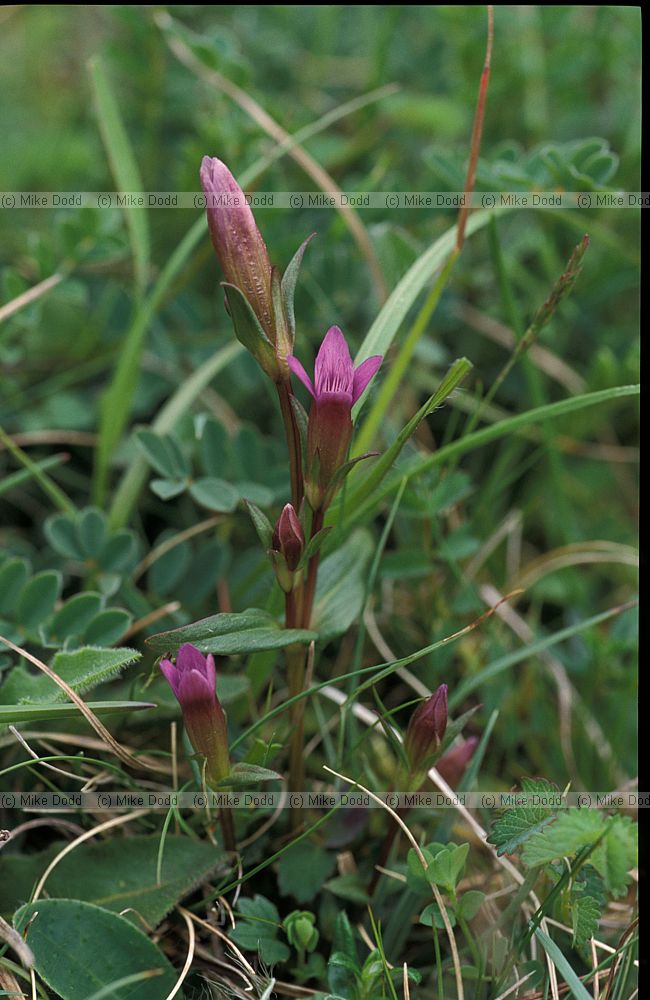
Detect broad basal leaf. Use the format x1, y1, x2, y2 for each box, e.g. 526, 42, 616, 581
15, 899, 178, 1000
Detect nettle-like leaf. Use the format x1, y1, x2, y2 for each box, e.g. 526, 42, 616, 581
487, 778, 563, 856
571, 895, 603, 949
521, 808, 606, 868
590, 814, 637, 898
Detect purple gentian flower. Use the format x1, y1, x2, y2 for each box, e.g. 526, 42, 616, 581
404, 684, 448, 774
160, 643, 230, 784
200, 156, 274, 342
288, 326, 382, 510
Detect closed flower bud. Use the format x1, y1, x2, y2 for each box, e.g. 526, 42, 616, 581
200, 156, 274, 339
283, 911, 319, 954
436, 736, 479, 788
160, 643, 230, 785
270, 503, 305, 592
404, 684, 448, 774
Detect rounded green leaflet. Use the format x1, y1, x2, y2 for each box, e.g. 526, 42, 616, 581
16, 570, 62, 630
77, 507, 108, 558
14, 899, 180, 1000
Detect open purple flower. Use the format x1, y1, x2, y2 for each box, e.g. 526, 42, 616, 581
160, 643, 230, 784
288, 326, 382, 509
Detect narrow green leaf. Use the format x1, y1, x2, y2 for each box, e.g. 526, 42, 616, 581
344, 358, 472, 513
341, 385, 640, 530
533, 926, 593, 1000
243, 499, 274, 549
355, 207, 506, 365
146, 609, 316, 655
281, 233, 316, 340
0, 701, 153, 725
88, 57, 149, 296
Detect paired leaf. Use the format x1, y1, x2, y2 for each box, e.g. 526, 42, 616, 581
147, 608, 317, 655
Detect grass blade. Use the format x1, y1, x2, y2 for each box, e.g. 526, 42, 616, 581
88, 57, 149, 297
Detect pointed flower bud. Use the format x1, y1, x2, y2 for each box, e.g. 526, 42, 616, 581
288, 325, 382, 510
200, 156, 274, 338
404, 684, 448, 774
270, 503, 305, 592
160, 643, 230, 785
436, 736, 479, 788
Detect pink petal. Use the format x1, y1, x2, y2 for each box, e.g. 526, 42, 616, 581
177, 643, 210, 679
177, 668, 214, 707
200, 156, 242, 197
352, 355, 383, 403
204, 653, 217, 693
160, 659, 180, 698
287, 355, 315, 397
314, 326, 354, 398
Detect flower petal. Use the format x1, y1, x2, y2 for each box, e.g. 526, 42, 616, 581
177, 668, 214, 707
287, 355, 315, 396
159, 659, 180, 698
352, 355, 383, 404
176, 643, 211, 679
314, 326, 354, 398
204, 653, 217, 693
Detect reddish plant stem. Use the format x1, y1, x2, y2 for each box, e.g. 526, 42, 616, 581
300, 508, 324, 629
456, 4, 494, 252
276, 379, 303, 510
285, 507, 324, 825
219, 805, 237, 854
369, 804, 411, 896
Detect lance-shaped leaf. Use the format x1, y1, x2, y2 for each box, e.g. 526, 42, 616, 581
223, 282, 279, 378
147, 608, 317, 655
281, 233, 316, 342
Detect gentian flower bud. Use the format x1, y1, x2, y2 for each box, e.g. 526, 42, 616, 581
201, 156, 292, 380
200, 156, 274, 338
160, 643, 230, 785
270, 503, 305, 592
288, 325, 382, 510
404, 684, 448, 775
436, 736, 479, 788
